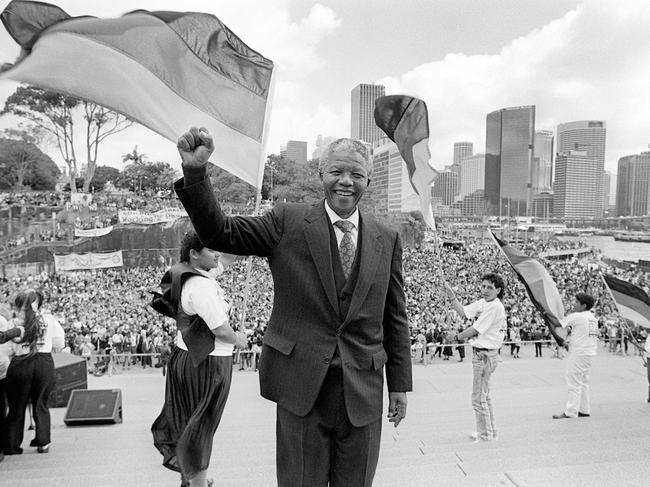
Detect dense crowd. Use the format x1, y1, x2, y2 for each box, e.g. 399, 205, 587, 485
1, 236, 647, 371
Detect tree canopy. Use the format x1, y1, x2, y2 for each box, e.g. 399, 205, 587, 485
0, 136, 60, 190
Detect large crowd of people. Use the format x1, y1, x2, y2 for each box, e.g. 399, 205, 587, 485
0, 236, 646, 370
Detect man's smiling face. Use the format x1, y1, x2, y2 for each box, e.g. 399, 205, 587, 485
320, 149, 370, 218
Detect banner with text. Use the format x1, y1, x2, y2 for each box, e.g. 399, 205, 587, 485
118, 208, 186, 225
74, 225, 114, 237
54, 250, 123, 271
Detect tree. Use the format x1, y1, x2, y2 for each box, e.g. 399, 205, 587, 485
117, 160, 179, 194
0, 136, 59, 190
2, 85, 132, 193
89, 165, 120, 192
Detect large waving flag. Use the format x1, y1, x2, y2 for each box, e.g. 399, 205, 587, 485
0, 0, 274, 187
490, 229, 567, 346
602, 274, 650, 329
374, 95, 438, 230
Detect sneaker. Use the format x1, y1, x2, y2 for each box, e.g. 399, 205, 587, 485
37, 444, 50, 454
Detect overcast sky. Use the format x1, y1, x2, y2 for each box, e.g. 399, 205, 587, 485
0, 0, 648, 175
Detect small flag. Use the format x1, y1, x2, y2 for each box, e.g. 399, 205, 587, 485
0, 0, 274, 187
374, 95, 438, 230
489, 229, 567, 345
602, 274, 650, 329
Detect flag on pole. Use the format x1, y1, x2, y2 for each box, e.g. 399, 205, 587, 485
374, 95, 438, 230
0, 0, 274, 187
602, 274, 650, 329
489, 229, 567, 345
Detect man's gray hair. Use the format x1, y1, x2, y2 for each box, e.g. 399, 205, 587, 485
318, 138, 373, 177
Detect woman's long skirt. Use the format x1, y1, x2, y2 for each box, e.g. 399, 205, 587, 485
152, 347, 232, 479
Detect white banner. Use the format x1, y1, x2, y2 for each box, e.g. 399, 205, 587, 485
54, 250, 123, 271
74, 225, 114, 237
118, 208, 186, 225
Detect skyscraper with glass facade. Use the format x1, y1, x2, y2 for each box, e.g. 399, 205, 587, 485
484, 105, 535, 216
532, 130, 554, 193
616, 151, 650, 217
556, 121, 606, 217
351, 83, 385, 144
553, 151, 599, 218
453, 141, 473, 165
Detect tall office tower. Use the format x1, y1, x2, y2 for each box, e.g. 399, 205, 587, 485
281, 140, 307, 164
371, 139, 430, 215
532, 130, 554, 193
484, 105, 535, 216
459, 154, 485, 199
432, 171, 458, 206
552, 151, 599, 218
453, 141, 473, 165
556, 121, 606, 217
351, 83, 385, 143
312, 134, 338, 160
602, 171, 611, 215
616, 151, 650, 216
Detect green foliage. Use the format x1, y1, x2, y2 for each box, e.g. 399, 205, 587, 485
261, 155, 323, 204
0, 137, 59, 190
88, 165, 120, 192
117, 160, 179, 193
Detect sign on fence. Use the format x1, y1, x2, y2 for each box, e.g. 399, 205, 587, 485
54, 250, 123, 271
118, 208, 186, 225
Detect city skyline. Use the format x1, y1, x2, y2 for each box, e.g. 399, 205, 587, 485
0, 0, 648, 179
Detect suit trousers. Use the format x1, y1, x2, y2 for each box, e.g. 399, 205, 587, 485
4, 353, 55, 452
276, 366, 382, 487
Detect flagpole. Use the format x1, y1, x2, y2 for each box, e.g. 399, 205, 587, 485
598, 272, 647, 363
238, 67, 277, 332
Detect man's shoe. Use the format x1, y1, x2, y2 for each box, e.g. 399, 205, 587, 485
37, 444, 49, 454
578, 412, 590, 417
552, 413, 572, 419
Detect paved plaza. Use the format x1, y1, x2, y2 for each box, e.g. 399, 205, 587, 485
1, 347, 648, 486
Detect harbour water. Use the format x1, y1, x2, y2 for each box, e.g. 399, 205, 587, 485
560, 235, 650, 263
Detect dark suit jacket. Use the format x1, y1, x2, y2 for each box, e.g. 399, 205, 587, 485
175, 176, 412, 427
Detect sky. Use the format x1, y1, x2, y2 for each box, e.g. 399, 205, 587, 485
0, 0, 649, 176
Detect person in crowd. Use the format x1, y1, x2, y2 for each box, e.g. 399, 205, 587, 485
645, 332, 650, 403
553, 293, 599, 419
174, 127, 412, 487
444, 273, 506, 442
3, 289, 64, 455
532, 325, 544, 357
1, 304, 24, 463
151, 231, 246, 487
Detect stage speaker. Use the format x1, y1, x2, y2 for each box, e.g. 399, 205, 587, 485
63, 389, 123, 426
49, 353, 88, 408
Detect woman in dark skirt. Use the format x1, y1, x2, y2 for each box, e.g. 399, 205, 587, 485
152, 231, 246, 487
3, 290, 64, 455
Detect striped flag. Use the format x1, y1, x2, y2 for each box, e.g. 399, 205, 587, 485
489, 229, 567, 345
602, 274, 650, 329
374, 95, 438, 230
0, 0, 274, 187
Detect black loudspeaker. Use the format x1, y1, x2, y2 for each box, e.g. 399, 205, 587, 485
63, 389, 123, 426
49, 353, 88, 408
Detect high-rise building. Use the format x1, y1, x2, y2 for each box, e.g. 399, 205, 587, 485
616, 151, 650, 217
312, 134, 338, 160
371, 139, 430, 215
484, 105, 535, 216
453, 142, 473, 165
281, 140, 307, 164
556, 121, 606, 217
532, 130, 553, 193
553, 151, 599, 218
351, 83, 385, 144
459, 154, 485, 200
432, 171, 458, 206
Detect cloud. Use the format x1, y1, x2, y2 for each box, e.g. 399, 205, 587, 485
377, 0, 650, 172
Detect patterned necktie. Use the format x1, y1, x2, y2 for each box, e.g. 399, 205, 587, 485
334, 220, 356, 279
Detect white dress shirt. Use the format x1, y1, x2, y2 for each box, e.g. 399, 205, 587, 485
177, 267, 233, 356
325, 200, 359, 248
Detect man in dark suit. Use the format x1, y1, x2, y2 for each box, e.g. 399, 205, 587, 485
174, 127, 412, 486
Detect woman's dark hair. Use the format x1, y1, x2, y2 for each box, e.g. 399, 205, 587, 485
481, 273, 505, 299
575, 292, 595, 310
179, 230, 205, 263
13, 289, 45, 347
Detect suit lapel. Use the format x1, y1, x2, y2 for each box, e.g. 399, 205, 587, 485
343, 213, 382, 325
303, 201, 339, 316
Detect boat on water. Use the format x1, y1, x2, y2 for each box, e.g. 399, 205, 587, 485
613, 232, 650, 243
